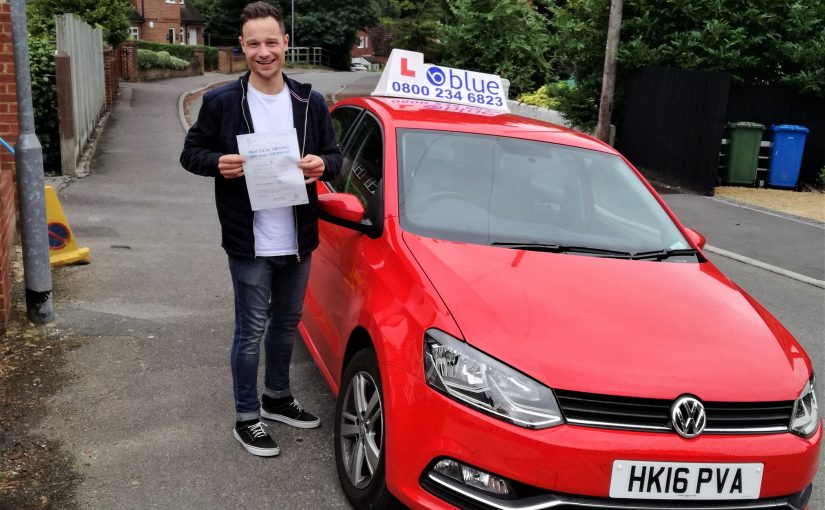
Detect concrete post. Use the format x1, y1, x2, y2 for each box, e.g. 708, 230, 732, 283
55, 51, 77, 177
10, 0, 53, 323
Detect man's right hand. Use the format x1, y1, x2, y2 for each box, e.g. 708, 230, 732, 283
218, 154, 245, 179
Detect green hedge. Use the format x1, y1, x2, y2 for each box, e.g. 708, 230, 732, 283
138, 49, 190, 70
136, 41, 218, 71
29, 37, 60, 174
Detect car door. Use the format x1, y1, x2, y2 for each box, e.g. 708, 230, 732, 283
302, 109, 385, 389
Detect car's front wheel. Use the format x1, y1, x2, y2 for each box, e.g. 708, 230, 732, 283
334, 348, 401, 509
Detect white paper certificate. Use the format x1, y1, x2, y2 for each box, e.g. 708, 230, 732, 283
236, 129, 309, 211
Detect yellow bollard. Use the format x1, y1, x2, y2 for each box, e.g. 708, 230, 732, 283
44, 185, 90, 266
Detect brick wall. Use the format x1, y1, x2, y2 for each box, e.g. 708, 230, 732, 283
217, 48, 247, 74
139, 0, 184, 44
0, 0, 18, 330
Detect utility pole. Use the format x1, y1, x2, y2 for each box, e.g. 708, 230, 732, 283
290, 0, 295, 63
10, 0, 54, 324
595, 0, 623, 144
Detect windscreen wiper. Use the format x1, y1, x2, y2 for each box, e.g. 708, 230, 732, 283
491, 242, 633, 258
631, 248, 700, 261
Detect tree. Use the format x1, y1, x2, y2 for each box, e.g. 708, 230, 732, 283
28, 0, 132, 46
548, 0, 825, 127
189, 0, 238, 44
380, 0, 448, 61
437, 0, 552, 97
276, 0, 383, 69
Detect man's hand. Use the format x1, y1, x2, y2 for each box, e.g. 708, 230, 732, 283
218, 154, 245, 179
299, 154, 325, 184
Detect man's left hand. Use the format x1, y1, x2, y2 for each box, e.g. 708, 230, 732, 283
299, 154, 325, 184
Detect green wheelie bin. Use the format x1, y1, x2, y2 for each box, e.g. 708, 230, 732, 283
725, 122, 765, 185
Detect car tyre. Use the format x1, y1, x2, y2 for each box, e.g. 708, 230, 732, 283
334, 348, 402, 510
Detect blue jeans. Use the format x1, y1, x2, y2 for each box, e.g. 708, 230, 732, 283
227, 254, 311, 422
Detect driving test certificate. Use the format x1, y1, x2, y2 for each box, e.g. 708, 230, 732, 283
236, 129, 308, 211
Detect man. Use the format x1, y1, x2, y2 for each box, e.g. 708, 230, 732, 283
180, 1, 342, 457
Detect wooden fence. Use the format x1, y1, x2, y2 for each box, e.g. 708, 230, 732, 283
56, 13, 106, 176
619, 67, 825, 193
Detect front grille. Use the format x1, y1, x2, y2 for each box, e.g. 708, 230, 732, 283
555, 389, 794, 434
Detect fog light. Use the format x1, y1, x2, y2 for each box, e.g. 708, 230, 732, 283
433, 458, 512, 496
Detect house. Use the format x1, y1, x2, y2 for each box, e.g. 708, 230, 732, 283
351, 26, 393, 71
128, 0, 205, 45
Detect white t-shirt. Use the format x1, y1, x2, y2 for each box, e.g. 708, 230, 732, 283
247, 83, 298, 256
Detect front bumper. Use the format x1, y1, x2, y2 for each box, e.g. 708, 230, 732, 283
381, 366, 821, 510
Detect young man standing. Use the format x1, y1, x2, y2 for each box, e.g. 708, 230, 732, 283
180, 2, 342, 457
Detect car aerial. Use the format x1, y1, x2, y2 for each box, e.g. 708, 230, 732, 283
298, 51, 821, 510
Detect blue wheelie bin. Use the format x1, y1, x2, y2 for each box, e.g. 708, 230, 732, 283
768, 125, 809, 188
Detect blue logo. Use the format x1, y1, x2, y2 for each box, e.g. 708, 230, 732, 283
426, 67, 446, 87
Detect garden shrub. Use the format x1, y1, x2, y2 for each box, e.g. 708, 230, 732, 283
138, 49, 189, 70
136, 41, 218, 70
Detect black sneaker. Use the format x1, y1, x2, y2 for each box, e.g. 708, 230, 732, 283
233, 421, 280, 457
261, 396, 321, 429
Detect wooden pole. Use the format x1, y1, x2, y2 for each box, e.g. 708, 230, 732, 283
595, 0, 623, 144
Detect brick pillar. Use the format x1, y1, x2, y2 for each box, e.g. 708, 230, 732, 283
218, 48, 231, 73
0, 0, 19, 330
103, 44, 118, 110
193, 48, 204, 76
120, 40, 139, 82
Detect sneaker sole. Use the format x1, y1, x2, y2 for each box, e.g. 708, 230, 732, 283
233, 429, 280, 457
260, 409, 321, 429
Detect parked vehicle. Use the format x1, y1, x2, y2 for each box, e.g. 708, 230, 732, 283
298, 53, 820, 510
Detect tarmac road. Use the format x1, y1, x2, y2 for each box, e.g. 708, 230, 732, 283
40, 70, 823, 509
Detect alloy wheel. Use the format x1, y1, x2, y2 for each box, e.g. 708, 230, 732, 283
339, 370, 384, 489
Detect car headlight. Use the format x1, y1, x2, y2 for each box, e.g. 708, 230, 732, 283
423, 328, 563, 429
790, 374, 819, 437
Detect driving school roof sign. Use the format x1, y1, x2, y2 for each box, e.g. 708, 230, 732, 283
372, 49, 510, 113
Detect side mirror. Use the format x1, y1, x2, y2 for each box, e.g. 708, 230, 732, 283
684, 227, 706, 249
319, 193, 365, 223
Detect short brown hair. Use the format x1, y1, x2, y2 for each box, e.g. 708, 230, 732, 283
240, 2, 286, 35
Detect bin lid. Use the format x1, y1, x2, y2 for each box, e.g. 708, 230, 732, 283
726, 122, 765, 130
771, 124, 809, 133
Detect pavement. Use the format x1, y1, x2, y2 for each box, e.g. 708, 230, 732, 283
25, 70, 825, 508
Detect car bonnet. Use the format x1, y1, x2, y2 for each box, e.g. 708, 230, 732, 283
402, 232, 811, 403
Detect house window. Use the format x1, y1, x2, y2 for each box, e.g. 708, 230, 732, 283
165, 0, 176, 3
128, 26, 139, 40
180, 28, 185, 44
358, 34, 368, 49
167, 28, 175, 44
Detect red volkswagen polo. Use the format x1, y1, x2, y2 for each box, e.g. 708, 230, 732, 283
298, 52, 820, 510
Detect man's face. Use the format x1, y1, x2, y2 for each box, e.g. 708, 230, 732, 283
240, 17, 288, 84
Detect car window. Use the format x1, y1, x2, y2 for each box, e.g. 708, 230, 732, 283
331, 106, 362, 146
334, 115, 383, 209
398, 129, 690, 257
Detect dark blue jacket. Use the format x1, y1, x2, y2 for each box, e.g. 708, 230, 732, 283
180, 72, 342, 259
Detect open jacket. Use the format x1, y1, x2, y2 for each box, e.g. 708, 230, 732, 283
180, 72, 342, 260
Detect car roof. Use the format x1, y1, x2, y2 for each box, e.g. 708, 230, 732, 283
335, 96, 617, 154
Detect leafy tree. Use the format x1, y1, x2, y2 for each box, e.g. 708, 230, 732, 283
195, 0, 381, 68
548, 0, 825, 127
380, 0, 448, 61
189, 0, 239, 44
275, 0, 383, 69
28, 0, 132, 46
436, 0, 552, 97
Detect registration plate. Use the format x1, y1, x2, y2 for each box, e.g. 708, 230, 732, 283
609, 460, 763, 500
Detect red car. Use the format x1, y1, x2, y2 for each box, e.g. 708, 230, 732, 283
299, 94, 820, 509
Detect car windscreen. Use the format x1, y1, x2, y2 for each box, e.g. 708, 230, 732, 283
397, 129, 693, 259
